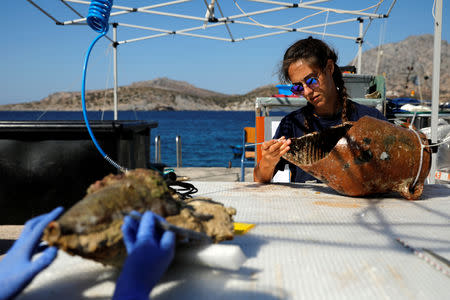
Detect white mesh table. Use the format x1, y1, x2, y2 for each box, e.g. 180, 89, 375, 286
18, 182, 450, 300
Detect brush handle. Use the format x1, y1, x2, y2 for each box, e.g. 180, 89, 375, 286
127, 212, 212, 244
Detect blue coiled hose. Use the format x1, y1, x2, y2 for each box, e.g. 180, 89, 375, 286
87, 0, 112, 33
82, 0, 127, 172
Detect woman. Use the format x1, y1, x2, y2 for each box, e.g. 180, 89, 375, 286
254, 37, 387, 183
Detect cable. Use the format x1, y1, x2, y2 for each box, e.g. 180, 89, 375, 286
82, 0, 128, 173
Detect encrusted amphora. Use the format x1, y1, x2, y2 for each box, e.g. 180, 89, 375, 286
283, 116, 431, 200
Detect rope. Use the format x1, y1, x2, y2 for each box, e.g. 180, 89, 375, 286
232, 0, 325, 28
101, 46, 113, 121
396, 238, 449, 278
321, 10, 329, 40
232, 0, 385, 29
427, 136, 450, 147
432, 0, 436, 20
409, 127, 425, 189
407, 110, 450, 188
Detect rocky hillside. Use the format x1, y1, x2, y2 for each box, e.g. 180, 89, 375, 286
0, 77, 277, 111
349, 34, 450, 100
1, 34, 448, 111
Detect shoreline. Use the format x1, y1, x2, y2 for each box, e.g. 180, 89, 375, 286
0, 109, 255, 112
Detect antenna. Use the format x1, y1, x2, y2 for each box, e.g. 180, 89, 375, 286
404, 62, 414, 90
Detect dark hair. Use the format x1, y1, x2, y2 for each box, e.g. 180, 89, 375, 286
279, 36, 352, 131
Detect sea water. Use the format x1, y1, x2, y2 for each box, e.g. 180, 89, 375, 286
0, 110, 255, 167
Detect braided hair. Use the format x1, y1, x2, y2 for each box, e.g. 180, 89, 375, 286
279, 36, 352, 132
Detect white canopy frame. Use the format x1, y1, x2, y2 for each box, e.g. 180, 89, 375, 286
26, 0, 397, 114
27, 1, 445, 182
30, 0, 395, 45
430, 0, 443, 184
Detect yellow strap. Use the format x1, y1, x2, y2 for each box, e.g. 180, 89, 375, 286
234, 222, 255, 235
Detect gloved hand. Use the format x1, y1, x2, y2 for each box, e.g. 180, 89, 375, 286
112, 211, 175, 300
0, 206, 64, 300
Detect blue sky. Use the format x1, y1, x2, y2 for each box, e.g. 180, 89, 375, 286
2, 0, 449, 105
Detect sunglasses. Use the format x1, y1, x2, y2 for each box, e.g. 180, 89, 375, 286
290, 77, 320, 95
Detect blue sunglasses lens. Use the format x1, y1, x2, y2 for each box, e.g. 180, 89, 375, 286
290, 77, 319, 95
290, 85, 304, 94
306, 77, 318, 86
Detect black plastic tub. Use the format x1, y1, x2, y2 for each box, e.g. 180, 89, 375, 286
0, 120, 157, 224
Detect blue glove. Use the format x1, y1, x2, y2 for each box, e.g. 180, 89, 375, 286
113, 211, 175, 300
0, 207, 64, 300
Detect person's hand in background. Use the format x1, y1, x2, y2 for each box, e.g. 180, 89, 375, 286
0, 207, 64, 300
254, 136, 291, 183
261, 137, 291, 166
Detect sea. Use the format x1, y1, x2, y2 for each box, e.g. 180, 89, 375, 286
0, 110, 256, 167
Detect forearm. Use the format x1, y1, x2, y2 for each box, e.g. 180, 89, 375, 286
253, 159, 277, 183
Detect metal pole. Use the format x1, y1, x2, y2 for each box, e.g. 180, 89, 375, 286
429, 0, 443, 184
176, 135, 182, 168
356, 18, 363, 74
154, 136, 161, 163
113, 23, 118, 120
240, 129, 246, 182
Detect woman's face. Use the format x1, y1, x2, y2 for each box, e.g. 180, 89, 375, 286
288, 59, 338, 115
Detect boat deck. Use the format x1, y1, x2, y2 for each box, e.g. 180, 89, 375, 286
11, 181, 450, 300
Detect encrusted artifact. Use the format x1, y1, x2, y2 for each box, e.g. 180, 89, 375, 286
283, 116, 431, 200
43, 169, 235, 266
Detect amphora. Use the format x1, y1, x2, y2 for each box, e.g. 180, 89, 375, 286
283, 116, 431, 200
